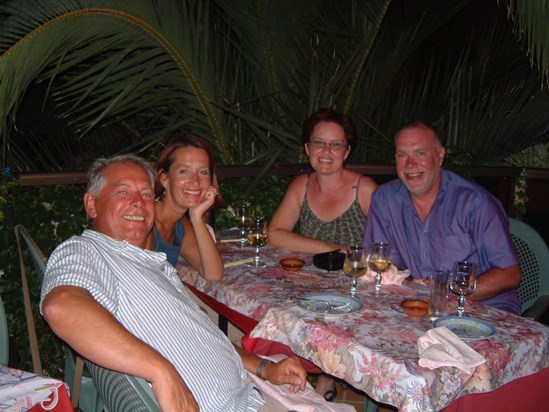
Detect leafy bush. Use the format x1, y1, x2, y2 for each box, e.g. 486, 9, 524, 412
1, 181, 87, 378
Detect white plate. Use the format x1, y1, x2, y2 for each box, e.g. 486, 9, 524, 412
433, 316, 496, 340
297, 293, 363, 315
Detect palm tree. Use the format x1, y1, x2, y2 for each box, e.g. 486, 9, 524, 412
0, 0, 547, 174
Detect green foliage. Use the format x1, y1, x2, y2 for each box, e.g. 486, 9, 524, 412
215, 175, 293, 230
0, 0, 548, 176
0, 182, 86, 377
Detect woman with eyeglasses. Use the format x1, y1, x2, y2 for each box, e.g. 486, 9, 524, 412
268, 108, 377, 254
267, 109, 377, 401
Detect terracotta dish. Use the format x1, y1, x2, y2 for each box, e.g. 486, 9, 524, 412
280, 258, 305, 272
400, 299, 429, 317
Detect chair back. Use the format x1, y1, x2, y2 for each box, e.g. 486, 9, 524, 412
0, 295, 9, 366
14, 224, 46, 375
509, 218, 549, 318
14, 224, 103, 412
85, 361, 160, 412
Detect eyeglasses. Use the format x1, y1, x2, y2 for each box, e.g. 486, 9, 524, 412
308, 139, 349, 152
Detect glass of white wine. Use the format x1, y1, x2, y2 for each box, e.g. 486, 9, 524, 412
343, 245, 367, 297
233, 205, 254, 247
367, 242, 391, 296
247, 218, 268, 268
449, 261, 477, 316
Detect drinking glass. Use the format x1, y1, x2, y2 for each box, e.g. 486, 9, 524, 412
449, 261, 477, 316
343, 245, 367, 297
233, 205, 254, 247
247, 218, 268, 268
429, 270, 450, 318
367, 242, 391, 296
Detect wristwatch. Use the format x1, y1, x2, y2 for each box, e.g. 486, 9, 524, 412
256, 358, 273, 380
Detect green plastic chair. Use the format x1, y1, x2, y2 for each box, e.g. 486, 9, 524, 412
0, 294, 9, 366
85, 361, 160, 412
15, 224, 104, 412
509, 218, 549, 319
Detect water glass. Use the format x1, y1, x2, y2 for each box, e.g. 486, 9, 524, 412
429, 270, 450, 318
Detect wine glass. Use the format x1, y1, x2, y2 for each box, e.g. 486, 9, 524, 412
247, 218, 268, 267
343, 245, 367, 297
367, 242, 391, 296
233, 205, 254, 247
449, 261, 477, 316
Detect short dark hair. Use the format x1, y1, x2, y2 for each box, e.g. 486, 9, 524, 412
395, 121, 443, 147
301, 109, 358, 151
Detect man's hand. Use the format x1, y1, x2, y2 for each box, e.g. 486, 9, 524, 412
150, 364, 199, 412
263, 356, 307, 393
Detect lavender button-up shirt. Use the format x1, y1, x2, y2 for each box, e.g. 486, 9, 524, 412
363, 170, 520, 314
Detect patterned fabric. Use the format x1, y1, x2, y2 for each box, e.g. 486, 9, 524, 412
40, 230, 264, 412
185, 238, 549, 412
299, 175, 366, 246
364, 170, 520, 314
153, 219, 185, 266
0, 366, 71, 411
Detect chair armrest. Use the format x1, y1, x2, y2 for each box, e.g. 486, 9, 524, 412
522, 295, 549, 321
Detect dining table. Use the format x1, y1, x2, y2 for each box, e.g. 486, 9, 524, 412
0, 366, 73, 412
179, 230, 549, 412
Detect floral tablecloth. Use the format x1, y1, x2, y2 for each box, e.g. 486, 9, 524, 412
182, 234, 549, 412
0, 366, 73, 412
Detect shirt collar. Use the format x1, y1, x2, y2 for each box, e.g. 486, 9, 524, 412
82, 229, 166, 263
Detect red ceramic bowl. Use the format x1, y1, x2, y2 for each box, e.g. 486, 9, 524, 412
400, 299, 429, 317
280, 258, 305, 272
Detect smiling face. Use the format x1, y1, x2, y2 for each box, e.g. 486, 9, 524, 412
159, 146, 211, 211
394, 125, 445, 200
304, 121, 350, 174
84, 163, 155, 248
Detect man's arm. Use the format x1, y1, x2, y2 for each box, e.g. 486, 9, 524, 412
470, 264, 521, 301
234, 346, 306, 393
42, 285, 198, 412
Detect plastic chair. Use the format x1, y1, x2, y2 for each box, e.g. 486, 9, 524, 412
0, 294, 9, 366
15, 224, 103, 412
85, 361, 160, 412
508, 218, 549, 319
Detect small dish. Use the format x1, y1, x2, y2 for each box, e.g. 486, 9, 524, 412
280, 258, 305, 272
400, 299, 429, 317
433, 316, 496, 340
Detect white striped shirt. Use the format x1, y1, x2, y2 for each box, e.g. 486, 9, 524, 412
40, 230, 264, 411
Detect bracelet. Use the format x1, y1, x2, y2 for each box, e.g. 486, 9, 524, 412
256, 359, 273, 380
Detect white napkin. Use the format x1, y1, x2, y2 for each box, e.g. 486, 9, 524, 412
247, 354, 355, 412
417, 326, 486, 373
359, 265, 411, 285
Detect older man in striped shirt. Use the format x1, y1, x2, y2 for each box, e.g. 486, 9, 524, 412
40, 154, 306, 412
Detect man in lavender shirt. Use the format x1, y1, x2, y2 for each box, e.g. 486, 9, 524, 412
363, 121, 521, 314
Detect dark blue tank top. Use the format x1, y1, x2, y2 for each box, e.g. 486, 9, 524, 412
153, 220, 185, 266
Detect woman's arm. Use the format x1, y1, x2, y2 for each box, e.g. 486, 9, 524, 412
356, 175, 378, 216
181, 188, 224, 281
268, 175, 341, 253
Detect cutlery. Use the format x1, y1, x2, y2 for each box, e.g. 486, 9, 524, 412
224, 257, 255, 267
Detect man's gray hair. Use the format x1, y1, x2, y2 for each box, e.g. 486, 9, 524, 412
87, 154, 156, 197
